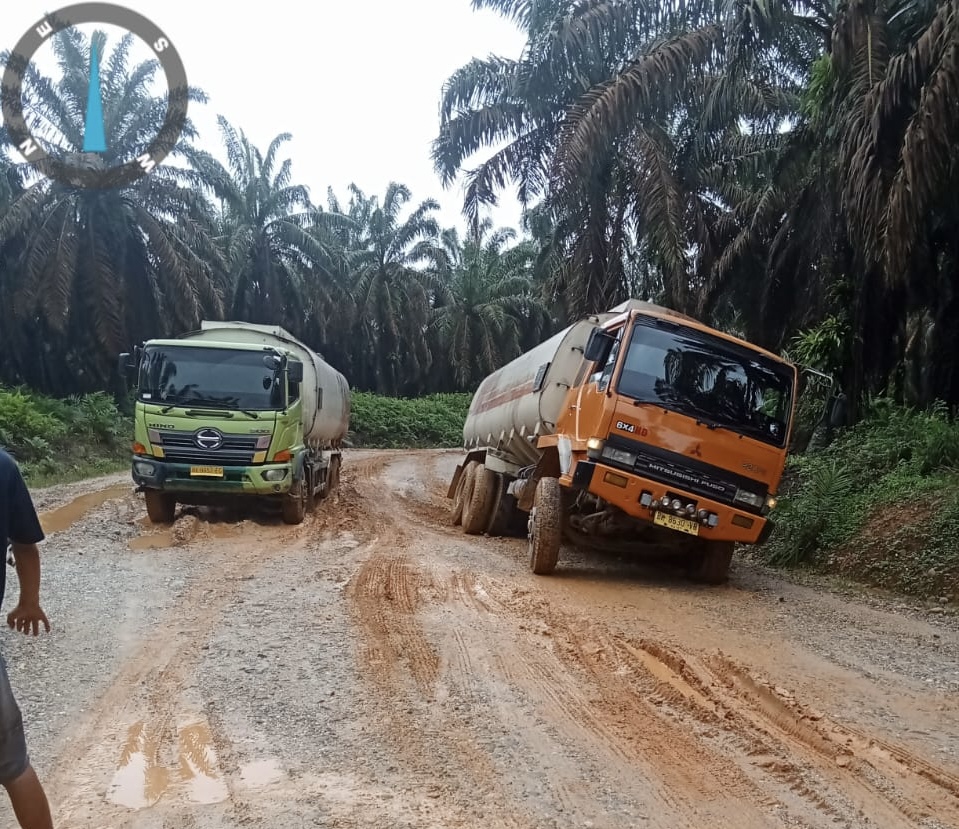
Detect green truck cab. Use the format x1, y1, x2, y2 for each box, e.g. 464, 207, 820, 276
118, 321, 350, 525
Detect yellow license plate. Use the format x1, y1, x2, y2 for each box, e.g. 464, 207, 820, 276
653, 511, 700, 536
189, 465, 224, 477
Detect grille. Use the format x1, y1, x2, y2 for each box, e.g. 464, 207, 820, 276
159, 430, 258, 466
604, 435, 766, 512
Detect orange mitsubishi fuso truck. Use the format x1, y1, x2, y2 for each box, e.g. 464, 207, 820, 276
447, 299, 801, 584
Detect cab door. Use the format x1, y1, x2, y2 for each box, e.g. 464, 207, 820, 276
572, 324, 624, 442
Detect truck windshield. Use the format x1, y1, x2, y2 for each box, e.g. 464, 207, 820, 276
616, 319, 794, 446
137, 346, 282, 410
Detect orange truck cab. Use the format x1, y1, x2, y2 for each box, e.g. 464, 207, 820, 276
448, 299, 802, 584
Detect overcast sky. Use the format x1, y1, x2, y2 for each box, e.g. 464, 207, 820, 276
4, 0, 528, 233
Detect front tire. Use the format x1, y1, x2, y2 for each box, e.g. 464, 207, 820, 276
687, 540, 734, 584
144, 490, 176, 524
282, 479, 308, 525
528, 477, 562, 575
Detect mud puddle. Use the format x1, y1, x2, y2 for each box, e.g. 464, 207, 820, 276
106, 717, 229, 809
39, 483, 131, 535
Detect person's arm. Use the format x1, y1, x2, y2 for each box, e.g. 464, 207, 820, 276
8, 542, 48, 635
6, 461, 50, 635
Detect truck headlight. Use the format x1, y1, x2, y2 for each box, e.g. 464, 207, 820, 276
262, 468, 288, 482
733, 488, 764, 509
763, 495, 778, 514
134, 461, 156, 476
602, 446, 636, 466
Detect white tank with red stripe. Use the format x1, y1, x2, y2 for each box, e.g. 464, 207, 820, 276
462, 300, 671, 469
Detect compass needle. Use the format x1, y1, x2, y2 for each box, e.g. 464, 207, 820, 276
82, 38, 107, 153
3, 3, 187, 188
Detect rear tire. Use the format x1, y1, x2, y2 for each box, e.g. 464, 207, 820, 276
451, 461, 477, 525
687, 540, 734, 584
282, 479, 308, 525
528, 477, 562, 575
462, 465, 496, 534
144, 490, 176, 524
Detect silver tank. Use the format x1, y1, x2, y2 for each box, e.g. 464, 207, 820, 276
463, 300, 658, 469
184, 321, 350, 447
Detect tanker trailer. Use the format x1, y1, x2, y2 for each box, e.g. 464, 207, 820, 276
119, 320, 350, 525
447, 299, 799, 584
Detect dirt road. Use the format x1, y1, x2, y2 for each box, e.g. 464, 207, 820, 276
0, 449, 956, 828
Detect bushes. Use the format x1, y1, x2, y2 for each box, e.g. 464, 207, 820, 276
761, 397, 959, 598
348, 391, 471, 448
0, 386, 129, 483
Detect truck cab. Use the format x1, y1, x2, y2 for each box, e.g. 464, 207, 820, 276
448, 299, 811, 584
119, 321, 348, 525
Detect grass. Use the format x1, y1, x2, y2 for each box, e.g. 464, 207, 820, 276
347, 391, 471, 448
0, 386, 130, 486
759, 397, 959, 601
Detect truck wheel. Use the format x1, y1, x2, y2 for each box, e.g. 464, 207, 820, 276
144, 490, 176, 524
329, 455, 341, 491
528, 477, 562, 574
462, 465, 496, 535
687, 540, 734, 584
282, 480, 308, 525
451, 462, 477, 525
485, 474, 517, 537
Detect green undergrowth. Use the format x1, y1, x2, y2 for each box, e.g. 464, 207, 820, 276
761, 397, 959, 600
348, 391, 471, 448
0, 386, 129, 486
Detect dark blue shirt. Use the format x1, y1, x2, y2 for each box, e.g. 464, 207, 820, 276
0, 449, 45, 608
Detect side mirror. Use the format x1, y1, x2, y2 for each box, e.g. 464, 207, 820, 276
263, 353, 283, 371
828, 393, 847, 428
584, 327, 614, 363
118, 352, 130, 375
287, 360, 304, 383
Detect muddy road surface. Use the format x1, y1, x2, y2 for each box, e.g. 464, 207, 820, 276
0, 449, 956, 828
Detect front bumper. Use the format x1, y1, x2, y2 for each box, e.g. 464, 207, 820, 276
131, 455, 293, 496
567, 459, 772, 545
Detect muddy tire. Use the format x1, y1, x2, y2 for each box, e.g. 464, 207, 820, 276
144, 490, 176, 524
687, 540, 734, 584
328, 455, 341, 493
462, 465, 496, 535
528, 477, 562, 575
282, 479, 308, 525
450, 462, 478, 525
485, 473, 517, 537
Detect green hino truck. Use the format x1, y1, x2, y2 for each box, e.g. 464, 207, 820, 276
118, 321, 350, 525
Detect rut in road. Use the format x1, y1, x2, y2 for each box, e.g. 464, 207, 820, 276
46, 478, 367, 827
348, 451, 959, 829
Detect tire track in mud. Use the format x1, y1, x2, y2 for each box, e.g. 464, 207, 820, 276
364, 451, 959, 829
47, 485, 348, 826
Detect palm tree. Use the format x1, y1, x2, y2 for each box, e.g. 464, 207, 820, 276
0, 28, 222, 393
336, 182, 442, 396
430, 219, 551, 389
187, 117, 347, 331
432, 0, 722, 317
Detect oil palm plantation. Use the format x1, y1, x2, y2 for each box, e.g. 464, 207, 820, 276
429, 219, 552, 390
332, 183, 442, 395
0, 29, 222, 393
186, 117, 348, 333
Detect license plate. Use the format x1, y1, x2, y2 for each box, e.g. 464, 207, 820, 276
653, 511, 700, 536
190, 465, 224, 477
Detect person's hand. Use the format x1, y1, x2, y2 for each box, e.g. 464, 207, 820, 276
7, 602, 50, 635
